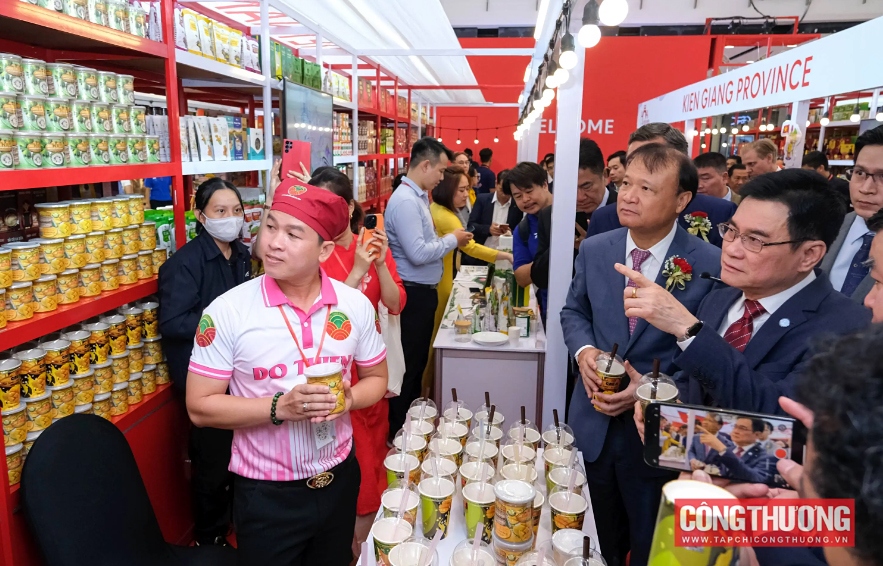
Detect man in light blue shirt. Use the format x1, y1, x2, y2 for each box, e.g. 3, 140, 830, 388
385, 137, 473, 437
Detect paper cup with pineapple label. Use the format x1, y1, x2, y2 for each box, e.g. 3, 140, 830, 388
92, 361, 113, 393
63, 330, 91, 374
501, 463, 538, 484
15, 349, 46, 399
494, 479, 535, 544
34, 238, 68, 274
56, 269, 80, 305
48, 381, 75, 419
143, 336, 162, 364
2, 404, 27, 446
380, 487, 419, 527
41, 339, 71, 386
0, 248, 12, 289
463, 481, 495, 543
100, 313, 128, 355
463, 440, 498, 469
6, 444, 22, 486
78, 263, 101, 297
32, 275, 57, 313
110, 381, 128, 416
420, 456, 457, 479
127, 344, 143, 373
140, 367, 156, 394
109, 353, 129, 384
0, 360, 22, 411
84, 322, 110, 365
137, 250, 153, 279
71, 369, 95, 405
7, 242, 42, 282
24, 392, 52, 432
393, 433, 427, 463
429, 436, 464, 467
84, 232, 106, 263
92, 392, 112, 420
63, 235, 89, 268
419, 476, 454, 539
549, 490, 587, 534
5, 281, 34, 321
370, 517, 412, 566
548, 467, 586, 496
384, 452, 420, 487
459, 460, 495, 490
303, 362, 345, 415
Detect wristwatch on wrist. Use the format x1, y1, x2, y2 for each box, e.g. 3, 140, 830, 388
681, 321, 704, 342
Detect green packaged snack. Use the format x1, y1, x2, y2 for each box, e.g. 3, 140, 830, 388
14, 132, 44, 169
20, 95, 47, 131
45, 98, 72, 132
0, 129, 17, 169
0, 94, 22, 130
71, 100, 92, 133
42, 132, 68, 168
89, 133, 110, 166
66, 133, 91, 167
107, 134, 128, 165
0, 54, 25, 95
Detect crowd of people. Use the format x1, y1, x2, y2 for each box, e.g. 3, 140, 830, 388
153, 117, 883, 566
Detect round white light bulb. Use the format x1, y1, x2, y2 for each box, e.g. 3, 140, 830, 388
598, 0, 628, 26
820, 117, 830, 126
850, 112, 861, 123
742, 125, 750, 132
577, 24, 601, 48
704, 128, 711, 134
559, 50, 578, 70
691, 129, 699, 137
877, 112, 883, 122
545, 74, 558, 89
554, 67, 569, 85
731, 127, 739, 135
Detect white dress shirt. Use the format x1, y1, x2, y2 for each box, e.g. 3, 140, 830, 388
722, 188, 733, 202
830, 215, 871, 292
486, 192, 512, 249
678, 271, 816, 350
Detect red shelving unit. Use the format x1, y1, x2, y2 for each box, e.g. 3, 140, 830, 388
0, 164, 179, 193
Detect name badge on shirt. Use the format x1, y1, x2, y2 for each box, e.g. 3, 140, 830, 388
314, 421, 335, 450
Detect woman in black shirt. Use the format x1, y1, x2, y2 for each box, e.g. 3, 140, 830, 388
157, 177, 250, 547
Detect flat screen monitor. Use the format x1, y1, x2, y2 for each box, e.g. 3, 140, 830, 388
282, 80, 333, 169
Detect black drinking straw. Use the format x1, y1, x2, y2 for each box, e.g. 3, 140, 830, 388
583, 536, 592, 559
484, 391, 490, 409
607, 343, 620, 372
487, 405, 496, 435
651, 358, 660, 400
521, 406, 526, 426
452, 388, 458, 403
553, 409, 561, 443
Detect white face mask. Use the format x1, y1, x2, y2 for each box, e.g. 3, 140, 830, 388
201, 215, 243, 242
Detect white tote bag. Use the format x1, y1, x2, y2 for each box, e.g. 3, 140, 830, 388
378, 302, 405, 397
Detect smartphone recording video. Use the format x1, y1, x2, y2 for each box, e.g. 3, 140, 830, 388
643, 402, 805, 488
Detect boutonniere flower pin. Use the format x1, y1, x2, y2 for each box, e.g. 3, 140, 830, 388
684, 211, 712, 242
663, 255, 693, 292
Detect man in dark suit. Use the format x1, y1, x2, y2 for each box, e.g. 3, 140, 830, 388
607, 150, 627, 196
819, 124, 883, 304
561, 143, 722, 566
622, 169, 871, 416
466, 169, 523, 247
585, 124, 737, 247
686, 412, 732, 469
802, 150, 851, 210
476, 148, 496, 195
699, 417, 777, 483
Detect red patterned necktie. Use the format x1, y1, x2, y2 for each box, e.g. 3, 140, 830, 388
627, 248, 652, 334
734, 446, 745, 458
723, 299, 766, 352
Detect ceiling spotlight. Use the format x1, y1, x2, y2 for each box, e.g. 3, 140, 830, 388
456, 138, 461, 145
554, 65, 569, 85
494, 136, 499, 143
598, 0, 629, 26
850, 103, 861, 123
558, 32, 577, 70
820, 116, 830, 126
474, 138, 479, 144
742, 124, 750, 132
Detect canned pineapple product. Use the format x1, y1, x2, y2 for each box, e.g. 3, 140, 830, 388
63, 0, 88, 19
88, 133, 109, 166
108, 134, 127, 164
91, 200, 113, 231
152, 248, 167, 270
100, 259, 119, 290
66, 133, 91, 167
142, 336, 162, 363
74, 66, 98, 102
14, 349, 47, 399
33, 237, 69, 273
5, 282, 34, 321
136, 251, 153, 279
139, 222, 156, 250
92, 361, 112, 394
104, 228, 124, 258
19, 95, 46, 131
0, 54, 24, 94
48, 381, 75, 419
128, 5, 146, 37
14, 131, 43, 169
78, 263, 101, 297
128, 195, 145, 224
98, 72, 119, 104
111, 104, 129, 134
120, 306, 143, 346
6, 443, 22, 486
68, 201, 93, 233
99, 313, 128, 356
41, 132, 68, 168
35, 203, 72, 238
0, 129, 17, 170
91, 102, 111, 133
106, 0, 128, 32
45, 97, 71, 132
92, 391, 111, 420
155, 361, 170, 384
84, 232, 106, 262
70, 100, 92, 133
62, 330, 90, 374
127, 344, 144, 373
0, 290, 5, 328
127, 372, 142, 404
63, 235, 88, 268
32, 275, 57, 312
0, 248, 11, 289
56, 268, 80, 304
110, 352, 129, 384
21, 59, 49, 97
130, 105, 146, 133
110, 382, 128, 416
122, 225, 141, 254
41, 339, 71, 387
39, 0, 64, 12
84, 322, 110, 365
2, 404, 27, 446
7, 242, 41, 281
110, 197, 130, 227
74, 403, 91, 415
71, 369, 95, 405
117, 75, 135, 105
24, 393, 51, 430
0, 360, 22, 411
47, 63, 77, 99
0, 96, 22, 130
141, 365, 156, 394
126, 134, 144, 163
145, 135, 160, 163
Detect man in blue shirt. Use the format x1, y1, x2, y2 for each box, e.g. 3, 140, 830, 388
385, 137, 472, 437
144, 176, 173, 209
476, 148, 496, 195
507, 162, 553, 317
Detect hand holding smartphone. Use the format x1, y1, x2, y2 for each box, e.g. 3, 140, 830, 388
362, 213, 383, 254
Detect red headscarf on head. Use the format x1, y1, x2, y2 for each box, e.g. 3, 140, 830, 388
270, 179, 349, 241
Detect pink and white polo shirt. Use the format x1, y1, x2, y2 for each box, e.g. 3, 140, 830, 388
188, 269, 387, 481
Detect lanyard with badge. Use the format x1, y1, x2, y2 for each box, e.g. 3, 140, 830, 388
278, 305, 337, 449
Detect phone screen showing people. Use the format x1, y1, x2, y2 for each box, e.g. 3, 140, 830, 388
649, 402, 802, 488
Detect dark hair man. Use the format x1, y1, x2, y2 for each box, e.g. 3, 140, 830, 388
726, 154, 742, 169
385, 138, 472, 437
607, 150, 627, 193
585, 123, 737, 247
802, 150, 851, 209
463, 147, 473, 161
544, 153, 555, 188
476, 148, 495, 195
694, 152, 732, 201
820, 124, 883, 303
623, 169, 870, 415
698, 417, 776, 483
729, 163, 749, 196
561, 143, 721, 566
466, 169, 523, 255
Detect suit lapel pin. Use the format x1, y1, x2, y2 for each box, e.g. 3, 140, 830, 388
779, 318, 790, 328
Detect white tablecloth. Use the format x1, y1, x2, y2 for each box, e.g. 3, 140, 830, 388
360, 449, 599, 565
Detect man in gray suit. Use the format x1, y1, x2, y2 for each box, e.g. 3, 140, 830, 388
820, 124, 883, 303
561, 143, 721, 566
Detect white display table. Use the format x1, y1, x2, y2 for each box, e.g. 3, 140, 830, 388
360, 450, 599, 566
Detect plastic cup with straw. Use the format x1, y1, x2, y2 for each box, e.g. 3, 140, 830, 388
420, 530, 443, 566
565, 448, 580, 505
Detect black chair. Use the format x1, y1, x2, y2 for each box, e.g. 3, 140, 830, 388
21, 414, 237, 566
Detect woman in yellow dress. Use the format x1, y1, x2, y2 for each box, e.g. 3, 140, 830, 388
422, 168, 513, 389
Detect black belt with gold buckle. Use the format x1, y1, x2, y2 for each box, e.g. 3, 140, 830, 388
306, 471, 334, 489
